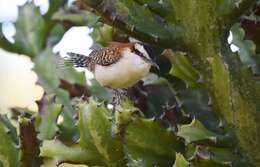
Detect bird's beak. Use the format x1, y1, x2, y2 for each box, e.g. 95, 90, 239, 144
149, 61, 160, 70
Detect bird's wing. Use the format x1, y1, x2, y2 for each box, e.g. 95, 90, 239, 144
89, 46, 123, 66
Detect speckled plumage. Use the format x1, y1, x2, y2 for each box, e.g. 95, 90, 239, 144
89, 46, 121, 66
66, 42, 157, 88
67, 42, 148, 70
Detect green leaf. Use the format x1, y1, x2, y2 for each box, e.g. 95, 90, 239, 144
47, 24, 66, 46
125, 118, 184, 166
38, 104, 62, 140
230, 23, 259, 73
115, 99, 139, 125
188, 146, 250, 167
14, 2, 46, 56
91, 24, 113, 46
44, 0, 65, 20
178, 89, 222, 133
173, 153, 189, 167
57, 65, 86, 86
34, 47, 86, 89
0, 24, 19, 53
177, 119, 217, 143
40, 140, 97, 164
118, 0, 182, 44
34, 48, 78, 142
114, 99, 140, 136
0, 121, 19, 167
34, 48, 60, 93
216, 0, 240, 16
55, 89, 79, 143
88, 79, 110, 101
242, 13, 260, 23
78, 99, 126, 166
0, 115, 18, 144
169, 52, 200, 88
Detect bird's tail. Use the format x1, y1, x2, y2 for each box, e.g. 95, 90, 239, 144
66, 52, 91, 68
56, 52, 91, 69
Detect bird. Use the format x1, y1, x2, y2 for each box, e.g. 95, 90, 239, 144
63, 42, 159, 89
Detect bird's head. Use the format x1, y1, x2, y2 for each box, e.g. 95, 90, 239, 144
132, 43, 160, 70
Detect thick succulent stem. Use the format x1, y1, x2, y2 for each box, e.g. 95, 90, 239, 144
19, 117, 41, 167
79, 0, 260, 165
170, 1, 260, 165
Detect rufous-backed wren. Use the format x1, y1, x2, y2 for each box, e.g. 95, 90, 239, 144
65, 42, 159, 89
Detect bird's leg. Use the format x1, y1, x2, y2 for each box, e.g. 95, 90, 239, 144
79, 89, 89, 102
111, 88, 128, 106
162, 102, 179, 131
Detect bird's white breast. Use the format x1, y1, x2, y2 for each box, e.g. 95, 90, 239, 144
94, 48, 151, 88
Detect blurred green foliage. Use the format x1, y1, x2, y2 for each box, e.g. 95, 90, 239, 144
0, 0, 260, 167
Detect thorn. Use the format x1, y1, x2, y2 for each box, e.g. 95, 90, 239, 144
5, 129, 11, 134
218, 119, 224, 129
161, 18, 167, 23
54, 135, 59, 141
30, 117, 36, 122
174, 91, 179, 96
4, 127, 10, 134
209, 151, 214, 160
233, 148, 239, 155
102, 7, 107, 13
185, 83, 189, 89
208, 96, 212, 106
184, 113, 191, 119
152, 34, 159, 43
246, 64, 252, 70
235, 1, 241, 8
206, 57, 214, 64
196, 74, 204, 83
112, 15, 117, 22
29, 118, 33, 124
162, 102, 176, 111
160, 112, 166, 119
162, 102, 169, 110
56, 161, 61, 167
73, 114, 78, 120
176, 136, 183, 141
21, 112, 26, 117
130, 25, 135, 32
90, 8, 95, 12
167, 127, 175, 132
191, 115, 196, 120
177, 101, 183, 108
15, 144, 21, 149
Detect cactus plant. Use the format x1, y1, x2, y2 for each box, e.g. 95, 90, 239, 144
0, 0, 260, 166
